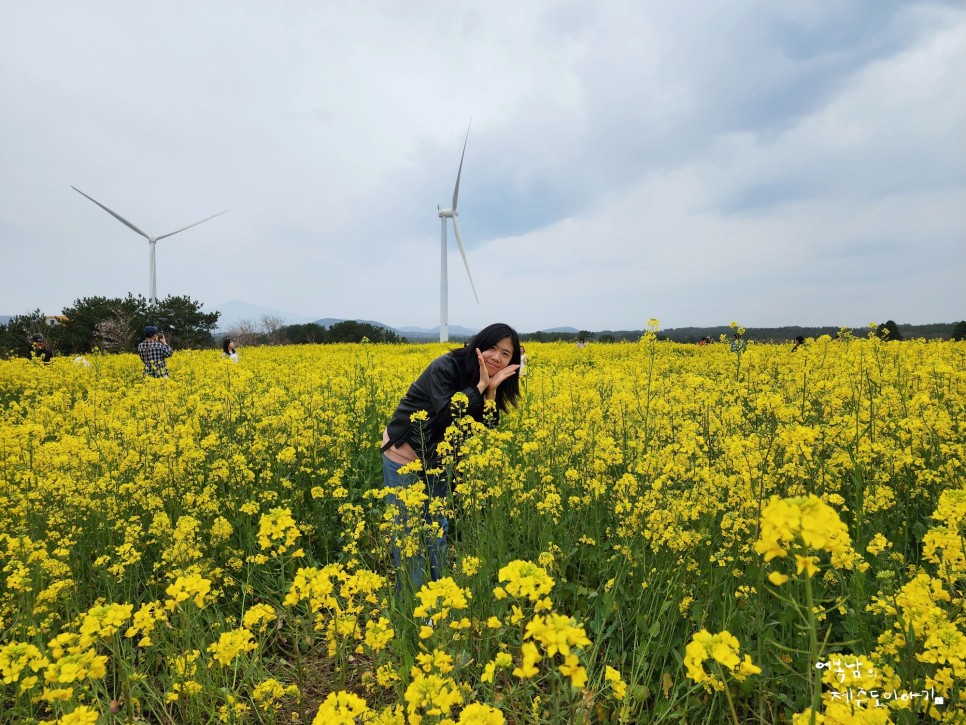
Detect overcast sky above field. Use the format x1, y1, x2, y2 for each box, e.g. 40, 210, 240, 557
1, 1, 964, 333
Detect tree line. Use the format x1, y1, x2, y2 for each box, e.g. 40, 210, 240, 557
522, 321, 965, 344
3, 297, 963, 359
0, 296, 401, 359
0, 295, 221, 359
222, 318, 401, 347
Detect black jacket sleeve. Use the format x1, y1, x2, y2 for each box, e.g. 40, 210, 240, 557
426, 355, 484, 420
382, 354, 499, 458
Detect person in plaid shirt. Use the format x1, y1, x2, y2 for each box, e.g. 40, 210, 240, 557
138, 326, 173, 378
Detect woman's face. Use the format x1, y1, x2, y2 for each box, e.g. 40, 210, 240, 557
481, 336, 514, 376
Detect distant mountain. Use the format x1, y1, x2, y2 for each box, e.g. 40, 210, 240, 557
397, 324, 479, 338
307, 320, 478, 340
312, 317, 396, 330
213, 303, 482, 339
539, 326, 578, 333
214, 300, 316, 332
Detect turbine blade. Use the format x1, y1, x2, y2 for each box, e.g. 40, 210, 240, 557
155, 209, 229, 241
451, 123, 471, 211
451, 216, 479, 304
71, 186, 151, 240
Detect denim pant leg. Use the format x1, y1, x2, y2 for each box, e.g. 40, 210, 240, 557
424, 470, 449, 583
383, 455, 449, 593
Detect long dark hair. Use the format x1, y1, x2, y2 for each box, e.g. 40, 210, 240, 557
449, 323, 521, 412
222, 337, 234, 355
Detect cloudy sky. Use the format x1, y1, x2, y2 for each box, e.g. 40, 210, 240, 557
1, 1, 963, 333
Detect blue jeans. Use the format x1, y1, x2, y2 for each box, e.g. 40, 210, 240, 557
382, 454, 449, 594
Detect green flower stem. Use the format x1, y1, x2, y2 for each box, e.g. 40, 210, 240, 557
712, 663, 741, 725
804, 573, 821, 725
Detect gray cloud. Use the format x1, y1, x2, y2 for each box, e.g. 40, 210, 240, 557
1, 0, 963, 332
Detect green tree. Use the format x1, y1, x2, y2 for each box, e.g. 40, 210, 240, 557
61, 294, 148, 353
59, 294, 219, 353
281, 323, 327, 344
876, 320, 903, 341
0, 309, 52, 359
150, 295, 220, 349
325, 321, 400, 343
952, 321, 966, 341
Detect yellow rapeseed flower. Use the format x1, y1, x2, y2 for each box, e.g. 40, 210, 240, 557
313, 691, 370, 724
684, 629, 760, 692
164, 574, 212, 611
458, 702, 506, 724
242, 603, 277, 633
207, 628, 256, 666
494, 560, 555, 603
58, 705, 100, 724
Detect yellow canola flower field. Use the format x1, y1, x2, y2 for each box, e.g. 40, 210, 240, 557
0, 335, 964, 723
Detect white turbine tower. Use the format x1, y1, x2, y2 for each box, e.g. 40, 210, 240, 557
71, 186, 228, 303
437, 127, 479, 343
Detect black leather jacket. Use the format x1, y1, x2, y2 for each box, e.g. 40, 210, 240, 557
382, 353, 499, 465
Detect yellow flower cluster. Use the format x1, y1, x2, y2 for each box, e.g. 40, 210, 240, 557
923, 489, 966, 582
1, 337, 963, 722
283, 563, 390, 659
43, 642, 108, 686
207, 627, 256, 666
484, 559, 605, 696
604, 665, 627, 701
312, 690, 370, 724
242, 603, 277, 633
756, 494, 859, 579
124, 601, 167, 647
684, 629, 760, 692
493, 560, 555, 606
457, 702, 506, 724
480, 652, 514, 684
79, 603, 133, 642
525, 613, 592, 687
257, 507, 304, 558
413, 577, 471, 640
0, 641, 47, 692
405, 670, 464, 723
252, 677, 299, 711
164, 573, 212, 611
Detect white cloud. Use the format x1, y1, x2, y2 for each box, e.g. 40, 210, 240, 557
1, 0, 963, 332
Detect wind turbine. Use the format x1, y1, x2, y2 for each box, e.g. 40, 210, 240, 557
71, 186, 228, 303
437, 126, 479, 343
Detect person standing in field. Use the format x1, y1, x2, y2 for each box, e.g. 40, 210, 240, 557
381, 322, 522, 593
223, 337, 239, 362
138, 326, 173, 378
29, 333, 53, 363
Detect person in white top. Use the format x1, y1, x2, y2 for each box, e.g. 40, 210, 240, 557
223, 337, 239, 362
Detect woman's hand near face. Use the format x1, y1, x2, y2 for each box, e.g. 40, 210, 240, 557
476, 348, 519, 399
476, 348, 490, 393
488, 364, 520, 395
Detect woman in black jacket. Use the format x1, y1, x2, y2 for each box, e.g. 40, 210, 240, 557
382, 322, 521, 593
